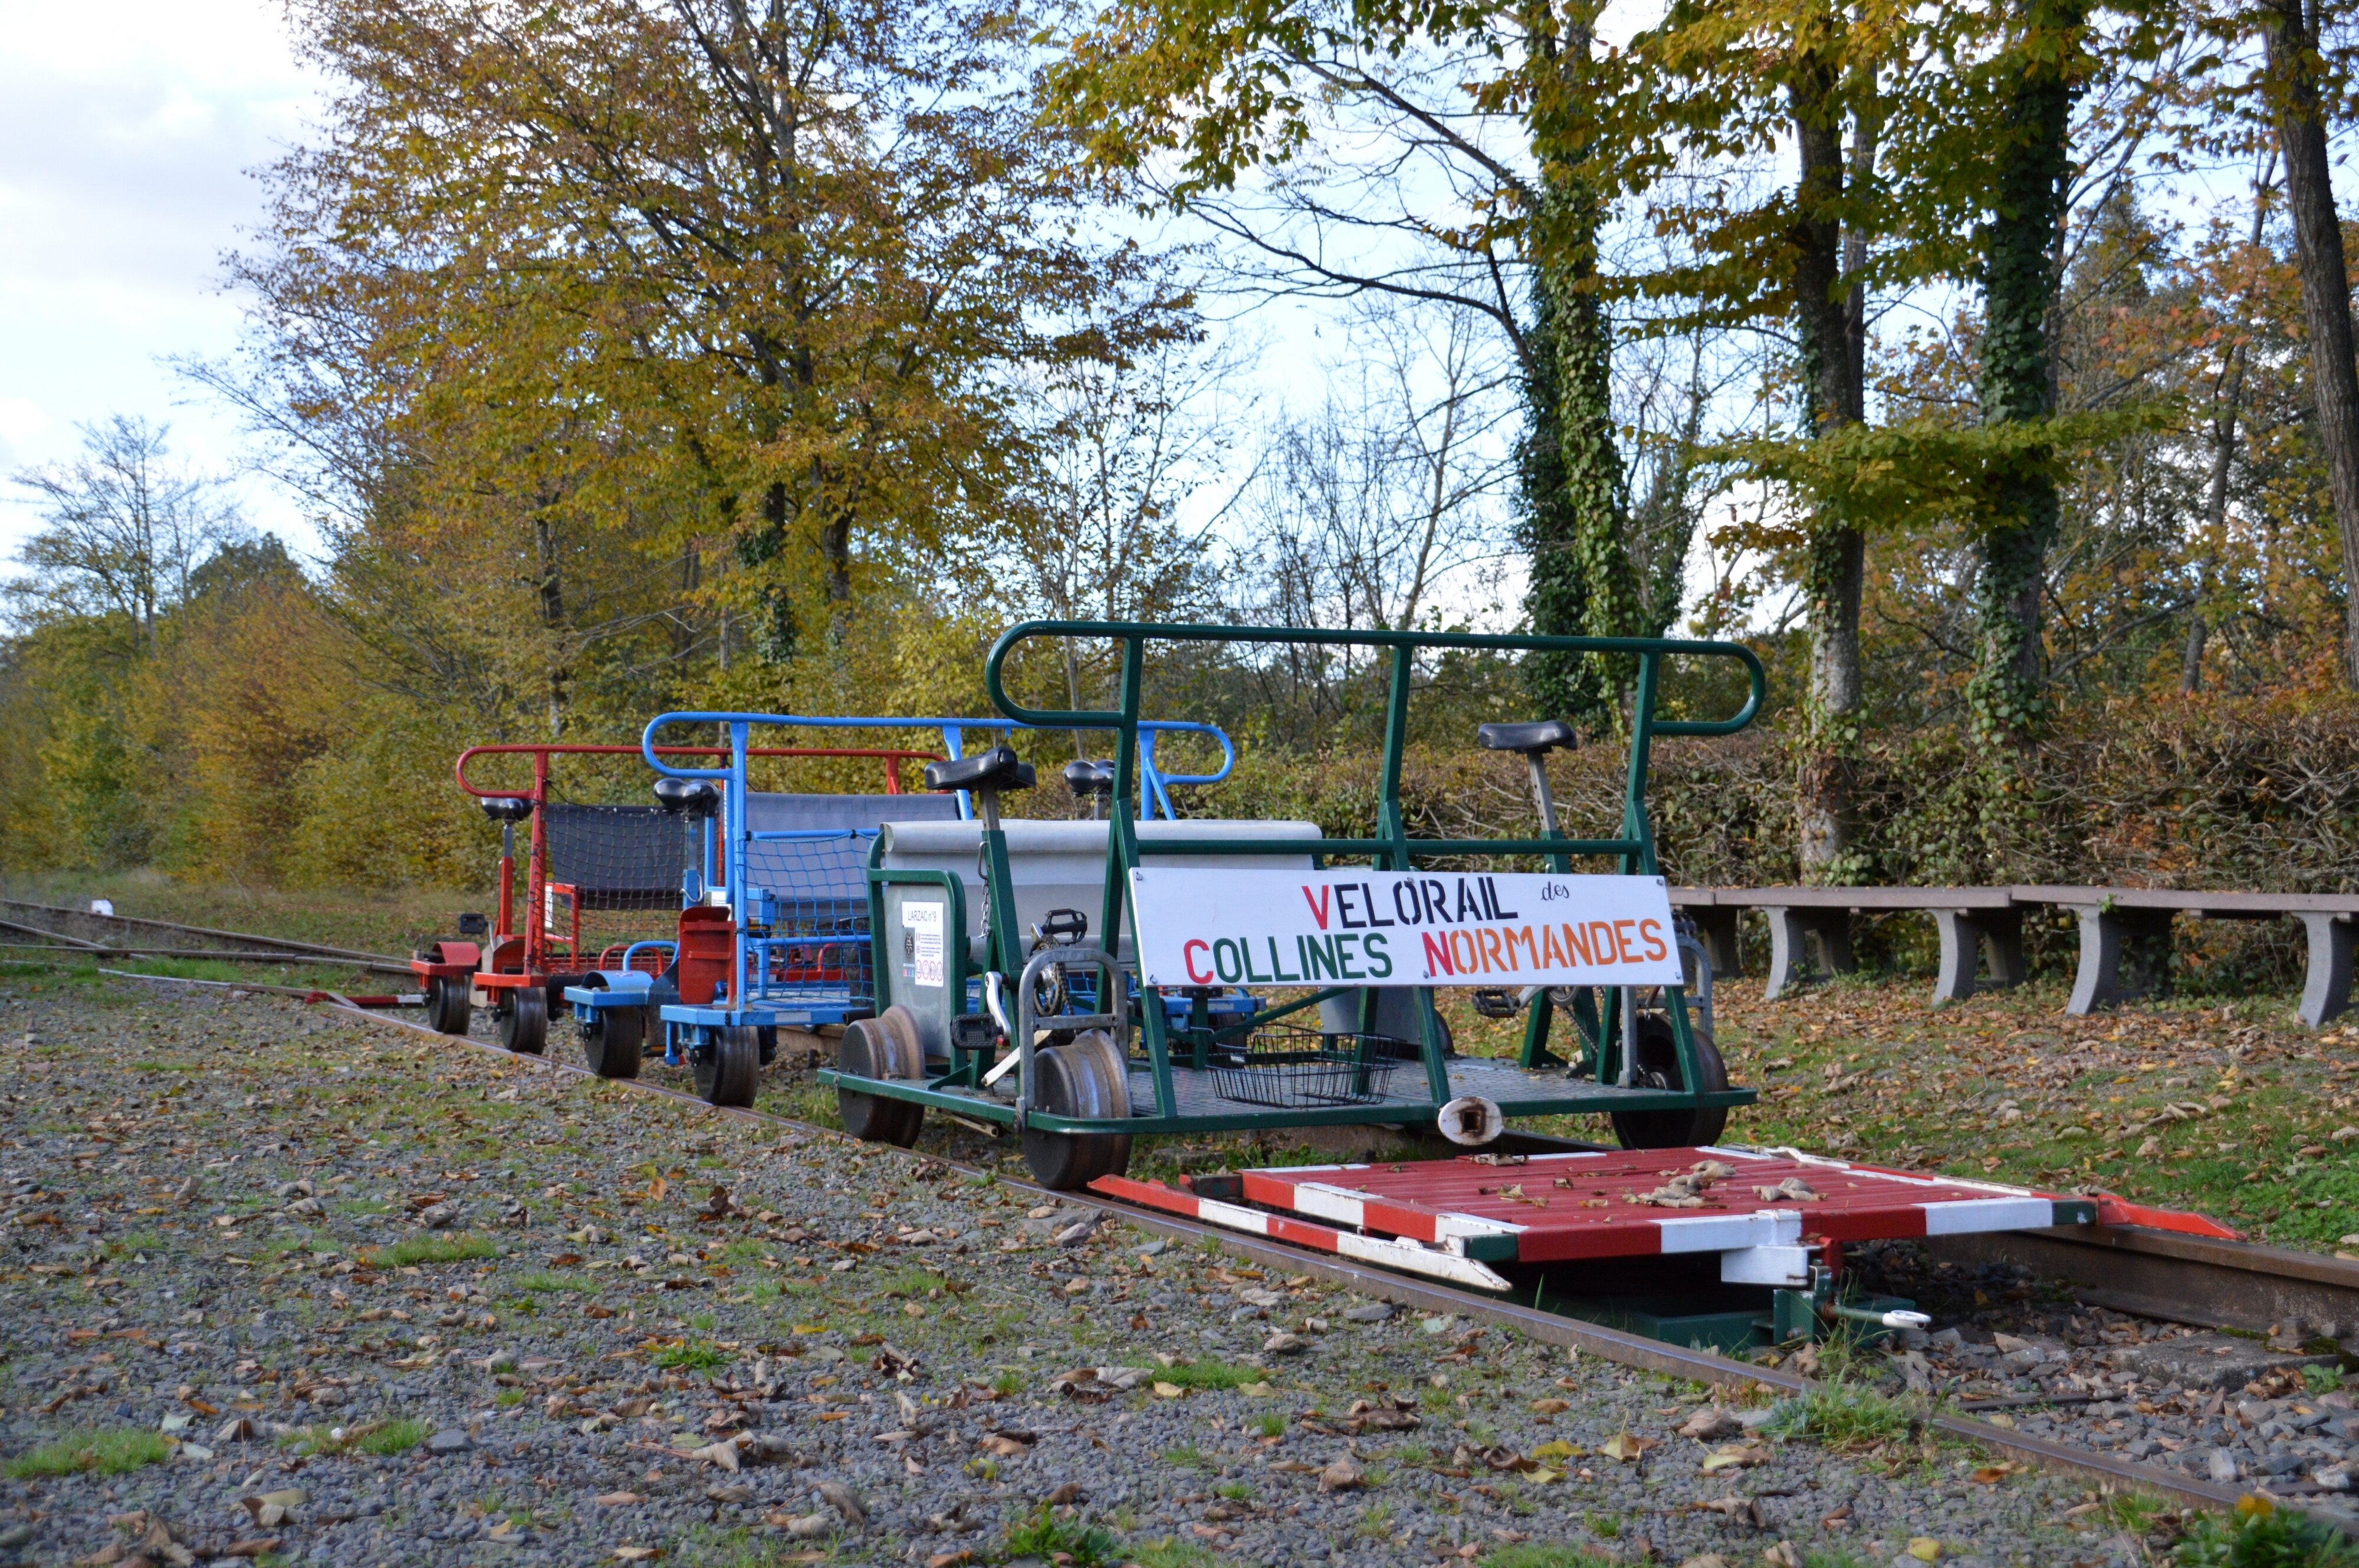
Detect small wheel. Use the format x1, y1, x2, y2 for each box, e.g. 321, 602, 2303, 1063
1610, 1015, 1729, 1150
426, 977, 472, 1036
837, 1016, 924, 1146
1021, 1028, 1132, 1191
694, 1024, 760, 1108
497, 988, 547, 1054
581, 1006, 643, 1079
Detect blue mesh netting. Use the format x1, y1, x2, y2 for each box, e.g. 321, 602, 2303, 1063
738, 830, 877, 1010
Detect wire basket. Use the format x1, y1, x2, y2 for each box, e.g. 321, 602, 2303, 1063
1207, 1027, 1417, 1108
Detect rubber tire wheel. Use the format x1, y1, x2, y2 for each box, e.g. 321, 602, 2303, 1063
498, 988, 547, 1055
757, 1025, 778, 1067
837, 1016, 924, 1147
694, 1024, 760, 1109
428, 977, 472, 1036
1021, 1029, 1132, 1191
1609, 1014, 1729, 1150
582, 1007, 643, 1080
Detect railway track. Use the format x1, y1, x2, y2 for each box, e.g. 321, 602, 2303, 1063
0, 898, 412, 976
102, 964, 2356, 1536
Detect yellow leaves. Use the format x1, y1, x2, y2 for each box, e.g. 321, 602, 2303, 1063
1598, 1432, 1657, 1462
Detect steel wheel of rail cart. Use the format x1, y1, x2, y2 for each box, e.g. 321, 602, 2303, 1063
633, 712, 1237, 1112
803, 620, 1765, 1188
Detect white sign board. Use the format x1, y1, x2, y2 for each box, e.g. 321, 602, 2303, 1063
1128, 869, 1683, 989
901, 900, 944, 988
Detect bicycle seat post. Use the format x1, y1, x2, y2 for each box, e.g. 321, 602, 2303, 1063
1474, 719, 1578, 840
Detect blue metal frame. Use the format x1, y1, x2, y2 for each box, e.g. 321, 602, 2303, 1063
635, 712, 1234, 1034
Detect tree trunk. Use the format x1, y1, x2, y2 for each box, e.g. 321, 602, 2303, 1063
1520, 16, 1636, 733
1969, 0, 2083, 752
2263, 0, 2359, 686
1519, 264, 1601, 724
533, 509, 567, 739
739, 478, 798, 662
1791, 34, 1866, 881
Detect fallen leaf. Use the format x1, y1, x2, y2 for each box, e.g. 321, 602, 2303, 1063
816, 1479, 867, 1524
1529, 1439, 1581, 1463
1319, 1456, 1367, 1492
1529, 1398, 1571, 1415
1700, 1442, 1773, 1472
1598, 1432, 1657, 1462
1904, 1539, 1941, 1563
594, 1491, 644, 1506
1969, 1465, 2015, 1485
1678, 1406, 1746, 1441
1152, 1381, 1185, 1398
613, 1550, 661, 1563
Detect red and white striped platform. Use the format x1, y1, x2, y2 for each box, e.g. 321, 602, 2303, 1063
1090, 1146, 2224, 1292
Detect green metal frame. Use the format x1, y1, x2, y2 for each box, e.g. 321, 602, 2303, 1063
822, 620, 1767, 1138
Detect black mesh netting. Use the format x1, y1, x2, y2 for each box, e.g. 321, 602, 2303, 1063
543, 804, 692, 910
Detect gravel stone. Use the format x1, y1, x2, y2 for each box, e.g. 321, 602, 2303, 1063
0, 978, 2183, 1565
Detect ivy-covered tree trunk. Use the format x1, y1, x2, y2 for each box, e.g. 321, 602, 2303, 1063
1790, 31, 1867, 882
1520, 180, 1640, 732
2263, 0, 2359, 686
1969, 0, 2084, 754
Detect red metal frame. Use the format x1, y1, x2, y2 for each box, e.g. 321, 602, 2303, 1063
430, 742, 940, 992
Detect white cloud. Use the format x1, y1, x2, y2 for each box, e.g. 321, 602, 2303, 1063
0, 0, 320, 559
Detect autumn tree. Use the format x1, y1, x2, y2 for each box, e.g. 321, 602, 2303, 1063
220, 0, 1180, 732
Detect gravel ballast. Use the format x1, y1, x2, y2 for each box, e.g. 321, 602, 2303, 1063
0, 975, 2181, 1566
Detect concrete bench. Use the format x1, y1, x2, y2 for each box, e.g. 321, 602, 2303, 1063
1677, 883, 2359, 1027
2011, 886, 2359, 1024
1694, 886, 2020, 1006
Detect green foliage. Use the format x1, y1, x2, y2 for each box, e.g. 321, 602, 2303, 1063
357, 1419, 431, 1457
653, 1341, 728, 1372
1141, 1359, 1260, 1391
518, 1270, 592, 1294
5, 1427, 173, 1477
2304, 1365, 2345, 1393
1485, 1547, 1623, 1568
370, 1234, 498, 1268
1763, 1385, 1913, 1448
1126, 1541, 1218, 1568
1002, 1504, 1122, 1565
2175, 1499, 2359, 1567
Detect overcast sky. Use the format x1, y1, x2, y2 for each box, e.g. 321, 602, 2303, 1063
0, 0, 320, 561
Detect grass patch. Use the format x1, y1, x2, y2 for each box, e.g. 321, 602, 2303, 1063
367, 1234, 498, 1268
1144, 1359, 1259, 1392
495, 1389, 526, 1408
1127, 1542, 1217, 1568
654, 1340, 728, 1372
284, 1417, 430, 1458
359, 1418, 429, 1456
1250, 1412, 1285, 1439
2177, 1497, 2359, 1566
5, 1427, 173, 1477
991, 1370, 1024, 1398
1766, 1385, 1914, 1448
518, 1270, 592, 1294
1158, 1444, 1213, 1470
1486, 1549, 1622, 1568
881, 1266, 949, 1297
1003, 1504, 1122, 1566
1213, 1481, 1251, 1501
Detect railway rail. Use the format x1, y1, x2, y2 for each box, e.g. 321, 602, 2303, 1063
94, 964, 2359, 1538
0, 899, 412, 976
